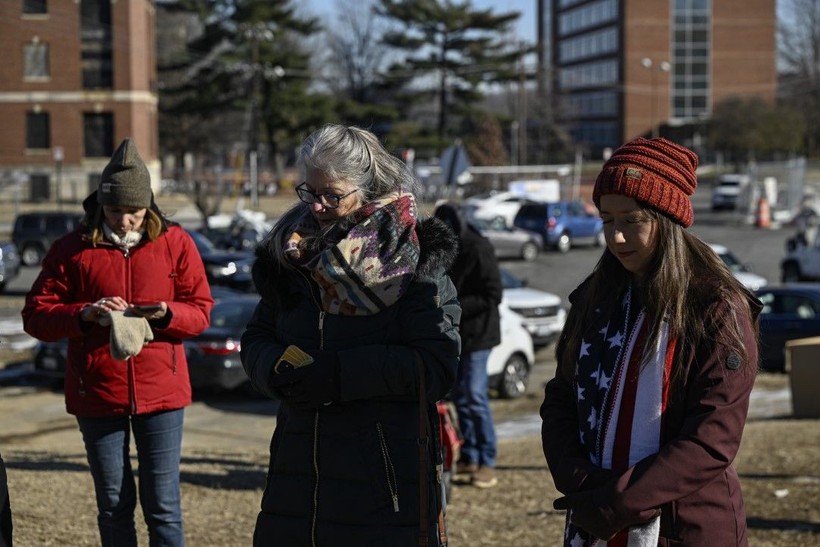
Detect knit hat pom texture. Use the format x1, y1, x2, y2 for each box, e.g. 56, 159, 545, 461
593, 137, 698, 227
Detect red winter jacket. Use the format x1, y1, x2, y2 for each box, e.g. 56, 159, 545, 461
22, 224, 213, 417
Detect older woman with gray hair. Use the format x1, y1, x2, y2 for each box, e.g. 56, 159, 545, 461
241, 124, 461, 546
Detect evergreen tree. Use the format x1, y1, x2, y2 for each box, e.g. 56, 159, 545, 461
375, 0, 528, 147
157, 0, 328, 182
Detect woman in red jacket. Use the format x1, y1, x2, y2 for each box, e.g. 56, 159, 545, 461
541, 137, 760, 546
22, 138, 213, 547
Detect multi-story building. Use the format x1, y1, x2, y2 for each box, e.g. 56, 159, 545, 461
0, 0, 158, 203
552, 0, 777, 156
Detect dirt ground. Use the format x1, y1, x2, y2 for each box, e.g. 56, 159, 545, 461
0, 362, 817, 546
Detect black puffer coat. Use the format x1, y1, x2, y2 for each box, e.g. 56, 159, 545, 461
241, 217, 461, 547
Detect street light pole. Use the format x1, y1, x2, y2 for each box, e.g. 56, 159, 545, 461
641, 57, 671, 138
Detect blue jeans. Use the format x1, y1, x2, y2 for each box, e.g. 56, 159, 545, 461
452, 349, 496, 468
77, 409, 185, 547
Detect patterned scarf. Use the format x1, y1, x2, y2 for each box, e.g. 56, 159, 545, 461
285, 192, 420, 316
566, 285, 675, 547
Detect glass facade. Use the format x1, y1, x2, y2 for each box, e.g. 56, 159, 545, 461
671, 0, 711, 119
559, 27, 618, 63
559, 59, 619, 89
558, 0, 618, 36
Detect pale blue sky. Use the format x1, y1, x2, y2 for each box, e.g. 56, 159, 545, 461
305, 0, 538, 43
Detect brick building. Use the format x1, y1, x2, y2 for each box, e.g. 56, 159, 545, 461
552, 0, 777, 156
0, 0, 158, 204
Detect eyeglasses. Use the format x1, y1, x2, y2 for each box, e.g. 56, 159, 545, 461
295, 183, 359, 209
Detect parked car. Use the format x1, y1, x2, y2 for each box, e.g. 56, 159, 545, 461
0, 242, 21, 292
711, 174, 750, 211
487, 302, 535, 399
472, 217, 542, 261
754, 284, 820, 372
185, 294, 258, 392
781, 235, 820, 282
463, 191, 530, 227
708, 243, 768, 291
32, 338, 67, 384
500, 268, 567, 347
513, 200, 604, 253
187, 230, 256, 292
12, 211, 83, 266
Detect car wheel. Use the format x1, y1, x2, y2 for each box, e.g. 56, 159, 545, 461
520, 241, 539, 261
781, 262, 801, 283
554, 233, 571, 253
595, 229, 606, 247
21, 244, 44, 266
497, 353, 529, 399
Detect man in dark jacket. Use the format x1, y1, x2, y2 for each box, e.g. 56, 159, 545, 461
434, 202, 503, 488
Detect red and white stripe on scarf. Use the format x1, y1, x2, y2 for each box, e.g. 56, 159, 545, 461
596, 312, 675, 547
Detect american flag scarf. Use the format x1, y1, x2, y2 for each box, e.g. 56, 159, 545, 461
565, 285, 675, 547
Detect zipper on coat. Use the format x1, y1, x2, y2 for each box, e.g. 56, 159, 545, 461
311, 410, 320, 547
376, 422, 400, 512
318, 311, 325, 350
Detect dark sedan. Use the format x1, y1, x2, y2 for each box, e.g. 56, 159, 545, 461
185, 294, 259, 392
187, 230, 255, 292
754, 284, 820, 372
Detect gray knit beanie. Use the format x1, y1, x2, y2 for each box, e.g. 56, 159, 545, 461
98, 138, 152, 208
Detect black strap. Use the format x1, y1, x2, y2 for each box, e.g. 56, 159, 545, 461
416, 352, 448, 547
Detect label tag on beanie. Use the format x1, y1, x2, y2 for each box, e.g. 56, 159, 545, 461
626, 168, 643, 180
101, 183, 112, 193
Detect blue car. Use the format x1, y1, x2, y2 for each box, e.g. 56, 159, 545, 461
513, 200, 605, 253
754, 284, 820, 372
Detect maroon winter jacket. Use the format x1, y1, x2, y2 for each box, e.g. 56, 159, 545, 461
541, 293, 760, 546
22, 224, 213, 417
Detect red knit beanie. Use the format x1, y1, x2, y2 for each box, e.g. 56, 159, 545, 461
593, 137, 698, 227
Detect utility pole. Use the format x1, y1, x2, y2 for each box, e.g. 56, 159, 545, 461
249, 32, 261, 209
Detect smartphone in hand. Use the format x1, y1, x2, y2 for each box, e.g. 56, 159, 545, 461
132, 303, 163, 315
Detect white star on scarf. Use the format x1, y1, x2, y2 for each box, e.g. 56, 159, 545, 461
587, 407, 598, 429
599, 323, 609, 336
579, 340, 591, 358
570, 531, 586, 547
607, 330, 624, 348
598, 370, 612, 390
577, 386, 586, 401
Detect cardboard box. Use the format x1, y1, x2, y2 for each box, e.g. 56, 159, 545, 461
785, 336, 820, 418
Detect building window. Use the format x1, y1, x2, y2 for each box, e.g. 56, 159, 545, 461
84, 113, 114, 157
23, 0, 47, 14
671, 0, 711, 119
23, 41, 49, 79
81, 0, 113, 89
26, 112, 50, 149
